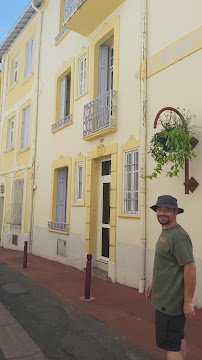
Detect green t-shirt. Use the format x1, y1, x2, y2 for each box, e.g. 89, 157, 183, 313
152, 224, 194, 316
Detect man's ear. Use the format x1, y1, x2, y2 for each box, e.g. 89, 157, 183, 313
175, 209, 179, 215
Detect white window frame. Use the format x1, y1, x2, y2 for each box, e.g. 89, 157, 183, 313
78, 54, 86, 97
108, 46, 114, 91
75, 162, 83, 204
25, 38, 34, 78
123, 149, 139, 215
21, 105, 30, 150
10, 57, 19, 86
6, 117, 14, 150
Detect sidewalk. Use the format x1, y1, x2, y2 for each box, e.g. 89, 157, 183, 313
0, 248, 201, 360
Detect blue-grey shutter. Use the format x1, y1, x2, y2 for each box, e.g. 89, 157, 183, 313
98, 45, 108, 96
60, 76, 67, 121
25, 39, 33, 77
56, 168, 68, 223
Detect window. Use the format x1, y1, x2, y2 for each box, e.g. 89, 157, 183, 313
10, 58, 18, 86
75, 162, 83, 203
78, 55, 86, 97
12, 180, 24, 226
25, 38, 34, 77
21, 105, 30, 149
56, 168, 68, 224
98, 40, 114, 97
60, 74, 71, 122
124, 149, 139, 214
6, 118, 14, 150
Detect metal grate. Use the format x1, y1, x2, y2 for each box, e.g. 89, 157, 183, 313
48, 221, 68, 232
12, 234, 18, 246
51, 114, 72, 132
83, 90, 117, 137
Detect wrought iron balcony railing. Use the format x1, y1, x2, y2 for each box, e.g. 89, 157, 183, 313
64, 0, 83, 21
52, 114, 72, 132
83, 90, 117, 137
48, 221, 69, 232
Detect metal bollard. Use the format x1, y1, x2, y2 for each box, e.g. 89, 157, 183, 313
23, 241, 28, 268
85, 254, 92, 299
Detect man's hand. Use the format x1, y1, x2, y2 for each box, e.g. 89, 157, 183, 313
184, 300, 196, 319
145, 283, 152, 301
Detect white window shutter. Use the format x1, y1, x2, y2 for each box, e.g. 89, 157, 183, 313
56, 168, 68, 223
60, 76, 67, 121
98, 45, 108, 96
25, 39, 33, 77
21, 106, 30, 149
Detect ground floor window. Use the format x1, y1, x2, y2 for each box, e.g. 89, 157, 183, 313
123, 149, 139, 214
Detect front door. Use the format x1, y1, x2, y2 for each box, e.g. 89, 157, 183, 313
97, 159, 111, 270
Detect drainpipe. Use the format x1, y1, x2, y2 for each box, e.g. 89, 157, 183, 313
139, 0, 147, 293
28, 0, 43, 253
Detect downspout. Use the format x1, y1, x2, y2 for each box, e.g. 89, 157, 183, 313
28, 1, 43, 253
139, 0, 147, 293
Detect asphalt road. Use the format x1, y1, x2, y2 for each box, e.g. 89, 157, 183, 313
0, 262, 158, 360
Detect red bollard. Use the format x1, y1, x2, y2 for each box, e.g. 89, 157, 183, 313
85, 254, 92, 299
23, 241, 28, 268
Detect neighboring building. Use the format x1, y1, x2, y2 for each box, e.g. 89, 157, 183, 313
0, 1, 43, 250
0, 0, 202, 308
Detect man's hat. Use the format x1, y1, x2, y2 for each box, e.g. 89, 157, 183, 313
150, 195, 184, 214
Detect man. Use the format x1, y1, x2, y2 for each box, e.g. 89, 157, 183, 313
145, 195, 196, 360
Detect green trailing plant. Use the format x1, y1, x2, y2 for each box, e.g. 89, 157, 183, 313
145, 109, 199, 179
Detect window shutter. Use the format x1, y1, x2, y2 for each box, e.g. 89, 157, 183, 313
60, 76, 67, 121
56, 168, 68, 223
25, 39, 33, 77
21, 106, 30, 149
98, 45, 108, 96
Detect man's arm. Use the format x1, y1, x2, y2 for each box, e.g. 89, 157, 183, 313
184, 262, 196, 319
145, 283, 152, 301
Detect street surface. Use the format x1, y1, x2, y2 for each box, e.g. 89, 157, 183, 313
0, 262, 158, 360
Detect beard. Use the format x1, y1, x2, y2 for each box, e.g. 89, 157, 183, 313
157, 216, 170, 225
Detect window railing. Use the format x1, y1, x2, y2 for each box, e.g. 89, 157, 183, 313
5, 203, 22, 226
52, 114, 72, 132
64, 0, 83, 21
83, 90, 117, 137
48, 221, 69, 232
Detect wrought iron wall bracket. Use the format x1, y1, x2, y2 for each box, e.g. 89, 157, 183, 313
154, 107, 199, 194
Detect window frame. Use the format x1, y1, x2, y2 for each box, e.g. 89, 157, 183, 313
78, 54, 86, 97
123, 148, 139, 215
75, 162, 83, 204
21, 105, 30, 150
10, 57, 19, 86
6, 117, 15, 150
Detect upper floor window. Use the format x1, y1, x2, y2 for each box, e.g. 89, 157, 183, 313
75, 162, 83, 204
98, 40, 114, 97
6, 118, 14, 150
21, 105, 30, 149
25, 38, 34, 77
10, 58, 18, 86
60, 74, 71, 122
123, 149, 139, 215
78, 55, 86, 97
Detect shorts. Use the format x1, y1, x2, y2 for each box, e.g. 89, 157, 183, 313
155, 310, 186, 352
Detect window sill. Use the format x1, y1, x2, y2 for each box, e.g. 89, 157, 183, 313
75, 90, 88, 102
7, 81, 19, 93
72, 203, 85, 207
17, 147, 30, 154
48, 228, 69, 235
118, 214, 140, 219
3, 147, 14, 154
51, 119, 73, 133
55, 28, 70, 46
10, 225, 21, 229
21, 72, 33, 85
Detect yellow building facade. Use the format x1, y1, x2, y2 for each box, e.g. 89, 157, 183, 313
0, 0, 202, 307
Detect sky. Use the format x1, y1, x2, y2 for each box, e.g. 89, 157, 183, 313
0, 0, 31, 44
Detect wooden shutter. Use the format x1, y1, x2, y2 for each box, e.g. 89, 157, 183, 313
21, 106, 30, 149
98, 45, 108, 96
56, 168, 68, 223
60, 76, 67, 121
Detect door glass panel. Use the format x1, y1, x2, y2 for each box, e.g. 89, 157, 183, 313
102, 183, 110, 224
102, 160, 111, 176
102, 228, 109, 258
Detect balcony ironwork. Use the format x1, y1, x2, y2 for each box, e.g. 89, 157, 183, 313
48, 221, 69, 232
52, 114, 72, 132
83, 90, 117, 137
64, 0, 83, 21
55, 27, 68, 43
